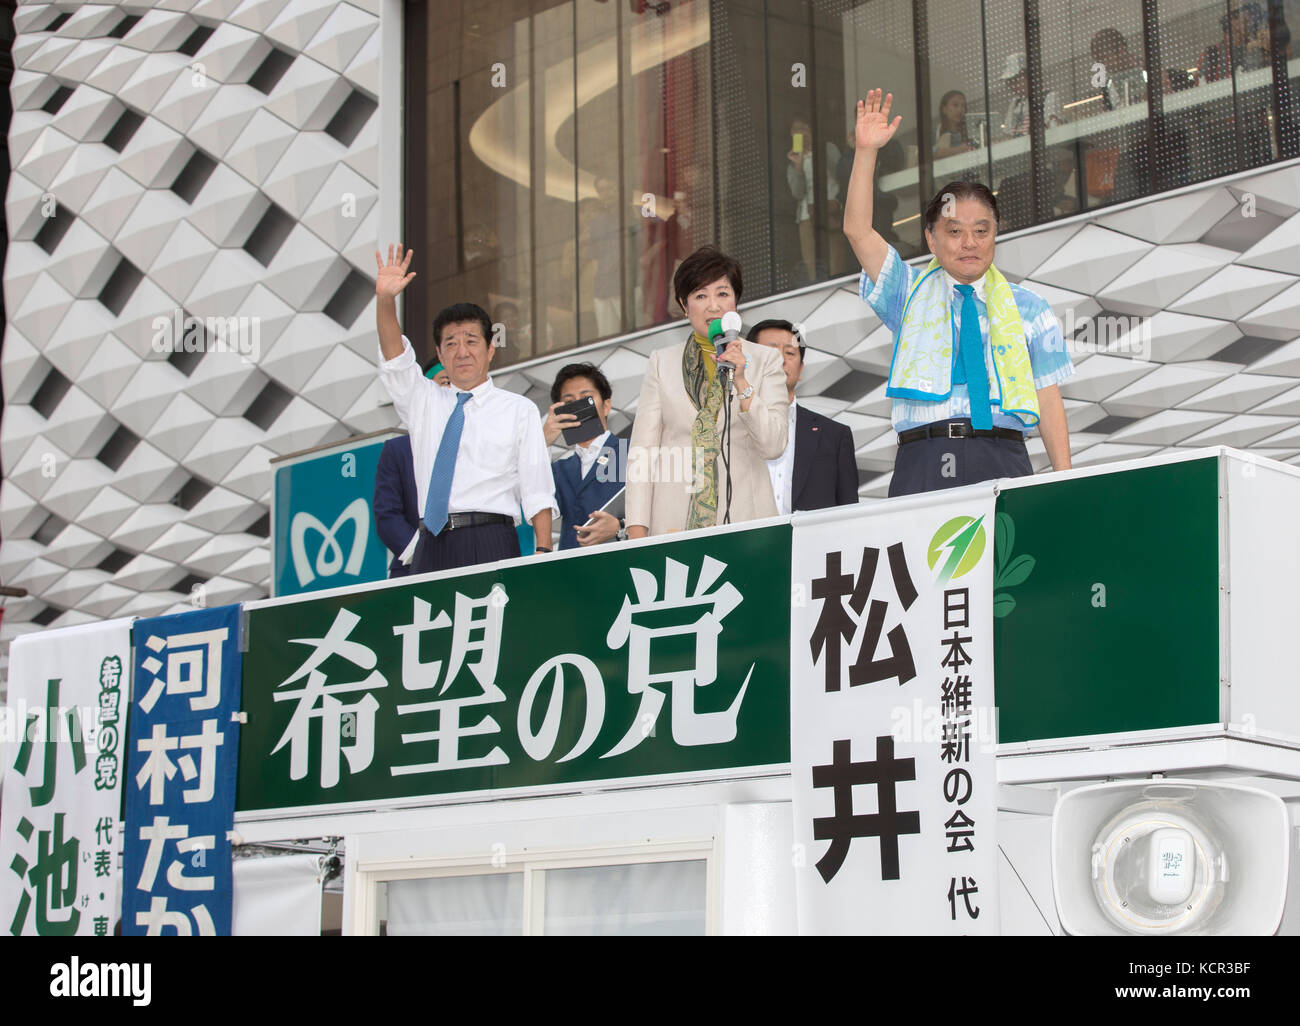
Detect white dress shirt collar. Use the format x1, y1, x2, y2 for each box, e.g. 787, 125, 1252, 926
576, 429, 611, 478
457, 376, 495, 402
942, 267, 988, 304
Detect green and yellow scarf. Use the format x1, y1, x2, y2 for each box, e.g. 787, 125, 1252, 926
682, 332, 725, 530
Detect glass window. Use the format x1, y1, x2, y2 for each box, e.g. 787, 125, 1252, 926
376, 858, 706, 935
836, 0, 923, 257
405, 0, 1296, 366
384, 873, 525, 936
1040, 4, 1152, 213
921, 2, 998, 231
541, 860, 708, 935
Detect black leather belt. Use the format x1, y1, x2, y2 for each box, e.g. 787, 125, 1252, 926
420, 512, 513, 533
897, 419, 1025, 445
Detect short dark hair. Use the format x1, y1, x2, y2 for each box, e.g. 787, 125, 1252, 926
550, 362, 612, 404
673, 246, 743, 313
749, 318, 804, 362
432, 302, 492, 349
923, 181, 999, 233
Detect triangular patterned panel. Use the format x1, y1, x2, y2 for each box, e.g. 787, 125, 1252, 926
263, 54, 352, 132
189, 22, 269, 84
1169, 263, 1295, 320
1102, 360, 1231, 418
84, 44, 148, 94
46, 143, 118, 213
184, 80, 264, 158
261, 130, 347, 218
76, 331, 142, 408
1031, 224, 1153, 294
113, 442, 190, 505
1237, 212, 1300, 275
147, 220, 221, 305
76, 486, 141, 538
224, 107, 298, 186
1179, 372, 1298, 414
302, 2, 375, 73
150, 64, 222, 135
51, 84, 123, 141
118, 10, 197, 54
1093, 187, 1237, 245
265, 0, 340, 53
1108, 409, 1232, 446
1235, 282, 1300, 341
296, 160, 376, 249
80, 166, 147, 241
229, 0, 295, 34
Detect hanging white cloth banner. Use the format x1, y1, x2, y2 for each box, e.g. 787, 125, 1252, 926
0, 618, 133, 936
232, 854, 324, 936
790, 488, 1001, 934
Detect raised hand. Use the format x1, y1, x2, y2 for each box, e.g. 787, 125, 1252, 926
855, 89, 903, 152
375, 244, 416, 300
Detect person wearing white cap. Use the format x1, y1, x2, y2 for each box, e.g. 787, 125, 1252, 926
999, 52, 1063, 137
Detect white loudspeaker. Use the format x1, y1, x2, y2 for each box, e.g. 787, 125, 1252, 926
1051, 779, 1291, 936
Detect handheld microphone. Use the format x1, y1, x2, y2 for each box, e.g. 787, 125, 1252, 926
711, 312, 744, 385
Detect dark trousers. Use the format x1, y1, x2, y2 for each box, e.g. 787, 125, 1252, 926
411, 522, 520, 574
889, 422, 1032, 498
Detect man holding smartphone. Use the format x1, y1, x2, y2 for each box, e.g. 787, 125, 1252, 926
544, 363, 625, 550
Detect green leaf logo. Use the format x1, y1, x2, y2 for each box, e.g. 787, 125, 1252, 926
993, 512, 1036, 618
927, 515, 987, 585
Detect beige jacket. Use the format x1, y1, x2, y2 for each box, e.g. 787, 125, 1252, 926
626, 336, 789, 535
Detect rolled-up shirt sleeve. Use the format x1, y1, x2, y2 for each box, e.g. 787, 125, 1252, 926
377, 334, 428, 431
858, 246, 911, 336
516, 401, 560, 523
1021, 293, 1075, 390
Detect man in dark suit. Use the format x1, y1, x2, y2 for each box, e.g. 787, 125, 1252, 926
750, 319, 858, 512
373, 363, 450, 577
543, 363, 625, 550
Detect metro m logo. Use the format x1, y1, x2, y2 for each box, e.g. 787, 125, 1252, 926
289, 499, 370, 588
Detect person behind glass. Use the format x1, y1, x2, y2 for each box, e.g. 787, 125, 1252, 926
374, 245, 558, 571
999, 52, 1063, 136
1197, 2, 1275, 167
625, 247, 788, 538
1088, 28, 1150, 203
543, 363, 625, 550
787, 117, 844, 284
1198, 2, 1270, 81
750, 319, 858, 513
934, 90, 977, 159
843, 90, 1074, 498
1090, 29, 1147, 109
374, 361, 450, 578
997, 53, 1071, 224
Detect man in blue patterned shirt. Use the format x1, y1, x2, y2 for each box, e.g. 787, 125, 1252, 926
843, 89, 1074, 497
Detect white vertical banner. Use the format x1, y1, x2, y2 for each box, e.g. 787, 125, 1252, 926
0, 619, 133, 936
791, 489, 999, 934
232, 854, 325, 936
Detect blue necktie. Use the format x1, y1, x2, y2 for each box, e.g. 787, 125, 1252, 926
424, 391, 472, 535
954, 284, 993, 431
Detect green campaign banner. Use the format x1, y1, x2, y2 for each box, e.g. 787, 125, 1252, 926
993, 457, 1221, 743
237, 525, 792, 813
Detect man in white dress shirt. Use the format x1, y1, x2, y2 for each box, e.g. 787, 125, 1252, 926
750, 319, 858, 514
375, 244, 557, 573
